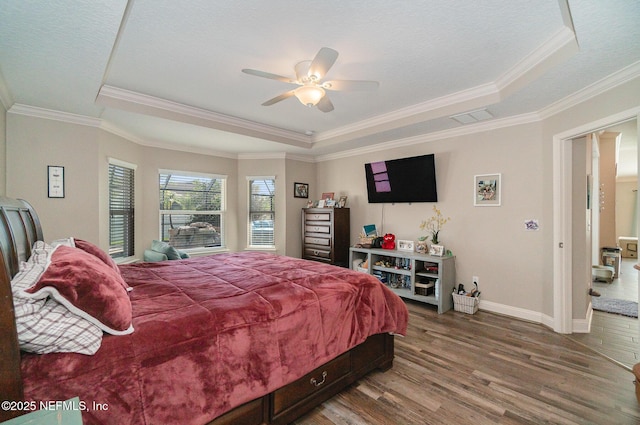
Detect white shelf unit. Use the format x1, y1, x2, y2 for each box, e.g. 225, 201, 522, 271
349, 247, 456, 314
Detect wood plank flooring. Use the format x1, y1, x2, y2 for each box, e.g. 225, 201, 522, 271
569, 258, 640, 369
294, 301, 640, 425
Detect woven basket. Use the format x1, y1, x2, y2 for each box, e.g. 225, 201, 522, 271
358, 237, 375, 247
452, 293, 480, 314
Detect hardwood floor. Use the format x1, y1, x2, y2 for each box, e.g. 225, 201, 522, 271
294, 301, 640, 425
569, 257, 640, 370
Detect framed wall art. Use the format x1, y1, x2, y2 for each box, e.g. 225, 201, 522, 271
474, 173, 501, 206
294, 182, 309, 198
321, 192, 334, 200
48, 165, 65, 198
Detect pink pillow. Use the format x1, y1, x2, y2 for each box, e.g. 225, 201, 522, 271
73, 238, 131, 291
25, 245, 133, 335
73, 238, 120, 273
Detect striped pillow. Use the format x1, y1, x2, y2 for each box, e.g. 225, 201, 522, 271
11, 243, 103, 355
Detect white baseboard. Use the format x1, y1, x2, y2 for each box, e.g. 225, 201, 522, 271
478, 299, 592, 334
572, 303, 593, 334
479, 299, 555, 329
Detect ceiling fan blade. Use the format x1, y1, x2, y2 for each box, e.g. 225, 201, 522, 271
308, 47, 338, 80
261, 90, 296, 106
242, 69, 296, 84
295, 60, 311, 81
323, 80, 379, 91
316, 95, 334, 113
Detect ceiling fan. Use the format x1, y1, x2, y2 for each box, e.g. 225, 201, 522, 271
242, 47, 379, 113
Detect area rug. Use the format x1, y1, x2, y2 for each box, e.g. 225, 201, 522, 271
592, 297, 638, 318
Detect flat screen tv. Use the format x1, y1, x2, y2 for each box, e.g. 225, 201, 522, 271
364, 154, 437, 203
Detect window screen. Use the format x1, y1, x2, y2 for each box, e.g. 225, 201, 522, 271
249, 178, 275, 247
159, 172, 226, 249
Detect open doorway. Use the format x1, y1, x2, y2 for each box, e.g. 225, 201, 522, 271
568, 119, 638, 369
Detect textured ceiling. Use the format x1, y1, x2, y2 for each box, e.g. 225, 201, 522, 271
0, 0, 639, 159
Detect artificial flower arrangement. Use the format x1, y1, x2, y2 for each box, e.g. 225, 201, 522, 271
419, 205, 450, 245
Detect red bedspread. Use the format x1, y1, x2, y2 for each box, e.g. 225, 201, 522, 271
20, 252, 408, 424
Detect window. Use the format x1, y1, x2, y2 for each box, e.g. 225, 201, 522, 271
109, 159, 135, 258
159, 171, 226, 250
248, 177, 275, 247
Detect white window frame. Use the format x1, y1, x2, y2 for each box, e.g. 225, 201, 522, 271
159, 170, 227, 254
108, 158, 137, 261
247, 176, 276, 249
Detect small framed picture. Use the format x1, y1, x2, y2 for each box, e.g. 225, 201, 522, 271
429, 244, 445, 256
321, 192, 334, 200
416, 240, 428, 254
474, 173, 501, 206
397, 240, 415, 252
294, 182, 309, 198
48, 165, 65, 198
326, 199, 336, 208
337, 195, 348, 208
317, 199, 326, 208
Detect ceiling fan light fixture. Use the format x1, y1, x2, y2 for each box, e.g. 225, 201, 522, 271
294, 85, 325, 107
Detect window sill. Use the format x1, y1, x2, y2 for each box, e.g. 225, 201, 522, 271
114, 256, 140, 265
245, 246, 276, 252
182, 247, 229, 257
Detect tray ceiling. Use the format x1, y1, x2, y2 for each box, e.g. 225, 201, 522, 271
1, 0, 639, 158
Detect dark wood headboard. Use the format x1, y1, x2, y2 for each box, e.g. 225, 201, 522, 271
0, 197, 44, 421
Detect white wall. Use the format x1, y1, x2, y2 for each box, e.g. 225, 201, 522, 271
6, 113, 240, 256
284, 158, 316, 258
317, 123, 546, 314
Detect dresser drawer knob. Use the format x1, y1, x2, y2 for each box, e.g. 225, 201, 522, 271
310, 371, 328, 387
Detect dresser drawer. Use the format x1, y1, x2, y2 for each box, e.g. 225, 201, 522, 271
304, 247, 331, 259
305, 224, 330, 234
305, 213, 331, 221
272, 352, 351, 416
304, 236, 330, 246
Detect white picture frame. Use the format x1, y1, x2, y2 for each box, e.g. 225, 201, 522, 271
397, 240, 414, 252
429, 244, 445, 256
474, 173, 501, 206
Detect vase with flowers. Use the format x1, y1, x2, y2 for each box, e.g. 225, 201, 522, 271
419, 205, 450, 245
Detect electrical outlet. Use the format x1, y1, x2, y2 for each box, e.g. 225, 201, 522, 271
472, 276, 479, 286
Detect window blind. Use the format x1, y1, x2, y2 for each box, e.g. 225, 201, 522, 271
109, 163, 135, 258
249, 178, 275, 246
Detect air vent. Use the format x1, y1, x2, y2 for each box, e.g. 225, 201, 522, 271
450, 109, 493, 124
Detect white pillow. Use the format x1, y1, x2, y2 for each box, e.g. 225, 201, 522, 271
11, 242, 103, 355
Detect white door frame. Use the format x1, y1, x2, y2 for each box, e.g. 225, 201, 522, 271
553, 107, 640, 333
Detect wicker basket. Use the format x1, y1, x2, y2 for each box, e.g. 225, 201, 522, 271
452, 293, 480, 314
358, 236, 375, 247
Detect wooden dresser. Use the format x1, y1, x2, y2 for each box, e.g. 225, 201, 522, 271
301, 208, 350, 267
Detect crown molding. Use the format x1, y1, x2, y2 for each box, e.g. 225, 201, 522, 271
539, 60, 640, 120
237, 152, 315, 162
8, 103, 102, 127
96, 85, 313, 148
313, 24, 578, 147
315, 112, 541, 162
100, 120, 239, 159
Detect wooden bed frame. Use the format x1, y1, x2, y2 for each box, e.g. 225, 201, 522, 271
0, 197, 395, 424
